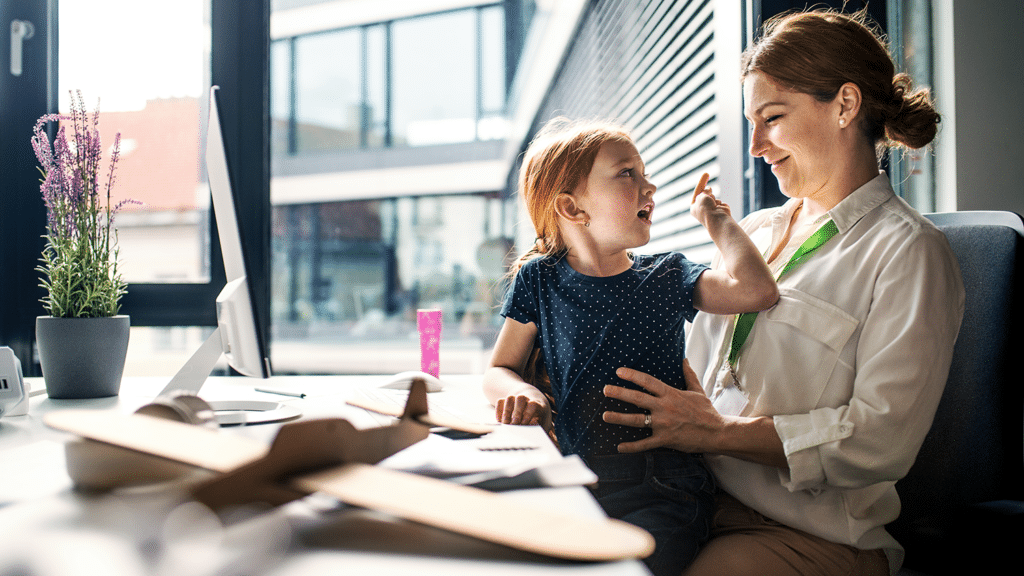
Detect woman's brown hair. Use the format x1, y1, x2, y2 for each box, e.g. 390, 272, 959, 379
741, 8, 940, 151
510, 117, 633, 275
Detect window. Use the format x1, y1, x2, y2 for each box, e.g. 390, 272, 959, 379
58, 0, 210, 288
0, 0, 268, 377
295, 29, 362, 152
392, 11, 478, 146
272, 4, 508, 152
44, 0, 221, 377
271, 195, 511, 374
269, 2, 518, 374
887, 0, 936, 213
49, 0, 265, 377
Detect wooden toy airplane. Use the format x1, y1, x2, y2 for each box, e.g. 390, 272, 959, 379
345, 385, 495, 435
45, 379, 654, 562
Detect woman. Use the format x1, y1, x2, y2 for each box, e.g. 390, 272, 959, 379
601, 9, 965, 576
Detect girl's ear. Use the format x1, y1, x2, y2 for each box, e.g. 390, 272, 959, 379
554, 192, 588, 226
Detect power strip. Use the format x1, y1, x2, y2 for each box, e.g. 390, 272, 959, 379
0, 347, 27, 418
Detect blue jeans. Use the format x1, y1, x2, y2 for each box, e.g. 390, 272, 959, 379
584, 451, 715, 576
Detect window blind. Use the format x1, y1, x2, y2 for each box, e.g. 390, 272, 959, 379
530, 0, 733, 264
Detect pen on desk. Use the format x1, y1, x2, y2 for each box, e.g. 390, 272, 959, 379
254, 386, 306, 398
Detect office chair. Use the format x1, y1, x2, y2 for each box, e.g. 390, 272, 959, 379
889, 211, 1024, 575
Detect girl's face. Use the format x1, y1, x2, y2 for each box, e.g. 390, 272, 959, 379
744, 71, 842, 202
575, 138, 657, 250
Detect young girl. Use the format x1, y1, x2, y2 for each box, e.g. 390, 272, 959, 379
483, 117, 778, 576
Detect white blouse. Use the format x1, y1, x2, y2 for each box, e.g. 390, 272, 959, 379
686, 174, 965, 574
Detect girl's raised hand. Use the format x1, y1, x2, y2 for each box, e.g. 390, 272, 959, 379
690, 173, 732, 228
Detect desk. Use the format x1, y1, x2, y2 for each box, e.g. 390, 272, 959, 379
0, 375, 650, 576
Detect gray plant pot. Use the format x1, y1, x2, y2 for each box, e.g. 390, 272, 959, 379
36, 315, 130, 399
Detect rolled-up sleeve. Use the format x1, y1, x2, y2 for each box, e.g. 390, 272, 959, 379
774, 228, 965, 492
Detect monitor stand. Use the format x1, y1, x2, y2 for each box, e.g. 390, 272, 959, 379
159, 326, 301, 426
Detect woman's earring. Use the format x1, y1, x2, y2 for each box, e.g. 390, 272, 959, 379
584, 221, 590, 227
839, 118, 846, 127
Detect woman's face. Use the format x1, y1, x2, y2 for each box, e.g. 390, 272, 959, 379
744, 71, 842, 202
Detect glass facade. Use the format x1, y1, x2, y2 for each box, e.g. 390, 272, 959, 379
392, 11, 478, 146
270, 194, 514, 375
365, 25, 389, 148
296, 29, 362, 151
272, 4, 507, 153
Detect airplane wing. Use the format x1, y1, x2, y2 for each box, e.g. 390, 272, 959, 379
43, 382, 654, 562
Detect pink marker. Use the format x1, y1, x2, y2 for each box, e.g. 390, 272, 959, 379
417, 309, 442, 378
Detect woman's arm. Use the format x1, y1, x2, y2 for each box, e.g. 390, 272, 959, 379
691, 187, 778, 314
483, 317, 552, 429
606, 225, 965, 490
603, 362, 788, 468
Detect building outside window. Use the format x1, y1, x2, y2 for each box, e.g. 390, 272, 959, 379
268, 0, 522, 374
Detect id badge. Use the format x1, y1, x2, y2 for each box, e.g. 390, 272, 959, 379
711, 364, 748, 416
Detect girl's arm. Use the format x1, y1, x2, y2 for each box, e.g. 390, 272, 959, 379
690, 182, 778, 314
483, 317, 552, 429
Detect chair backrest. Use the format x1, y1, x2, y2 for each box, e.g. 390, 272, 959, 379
890, 211, 1024, 534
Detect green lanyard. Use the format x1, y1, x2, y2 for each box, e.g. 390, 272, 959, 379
727, 219, 840, 366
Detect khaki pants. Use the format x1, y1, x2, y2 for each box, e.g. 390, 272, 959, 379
683, 492, 890, 576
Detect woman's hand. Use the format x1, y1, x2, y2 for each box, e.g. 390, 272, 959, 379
604, 360, 788, 467
495, 386, 553, 431
602, 360, 726, 453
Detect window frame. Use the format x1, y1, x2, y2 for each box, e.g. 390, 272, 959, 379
0, 0, 271, 375
0, 0, 55, 374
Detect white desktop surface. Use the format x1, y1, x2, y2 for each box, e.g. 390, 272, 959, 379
0, 375, 650, 576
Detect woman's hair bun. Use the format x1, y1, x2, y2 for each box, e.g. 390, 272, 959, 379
883, 73, 941, 150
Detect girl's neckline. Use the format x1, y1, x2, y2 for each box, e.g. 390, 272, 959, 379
555, 253, 642, 284
561, 249, 637, 279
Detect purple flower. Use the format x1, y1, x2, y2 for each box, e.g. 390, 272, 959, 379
32, 91, 139, 318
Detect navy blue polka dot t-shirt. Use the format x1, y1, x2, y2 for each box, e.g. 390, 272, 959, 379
501, 252, 708, 457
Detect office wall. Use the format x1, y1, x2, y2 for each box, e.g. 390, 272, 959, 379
934, 0, 1024, 215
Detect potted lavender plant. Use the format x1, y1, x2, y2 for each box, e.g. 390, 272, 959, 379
32, 91, 137, 399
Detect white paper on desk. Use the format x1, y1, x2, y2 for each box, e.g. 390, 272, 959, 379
453, 455, 598, 491
379, 434, 551, 477
378, 427, 596, 490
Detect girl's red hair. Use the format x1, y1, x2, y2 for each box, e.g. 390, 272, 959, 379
511, 117, 632, 274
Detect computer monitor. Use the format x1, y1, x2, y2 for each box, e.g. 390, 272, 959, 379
157, 86, 300, 426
